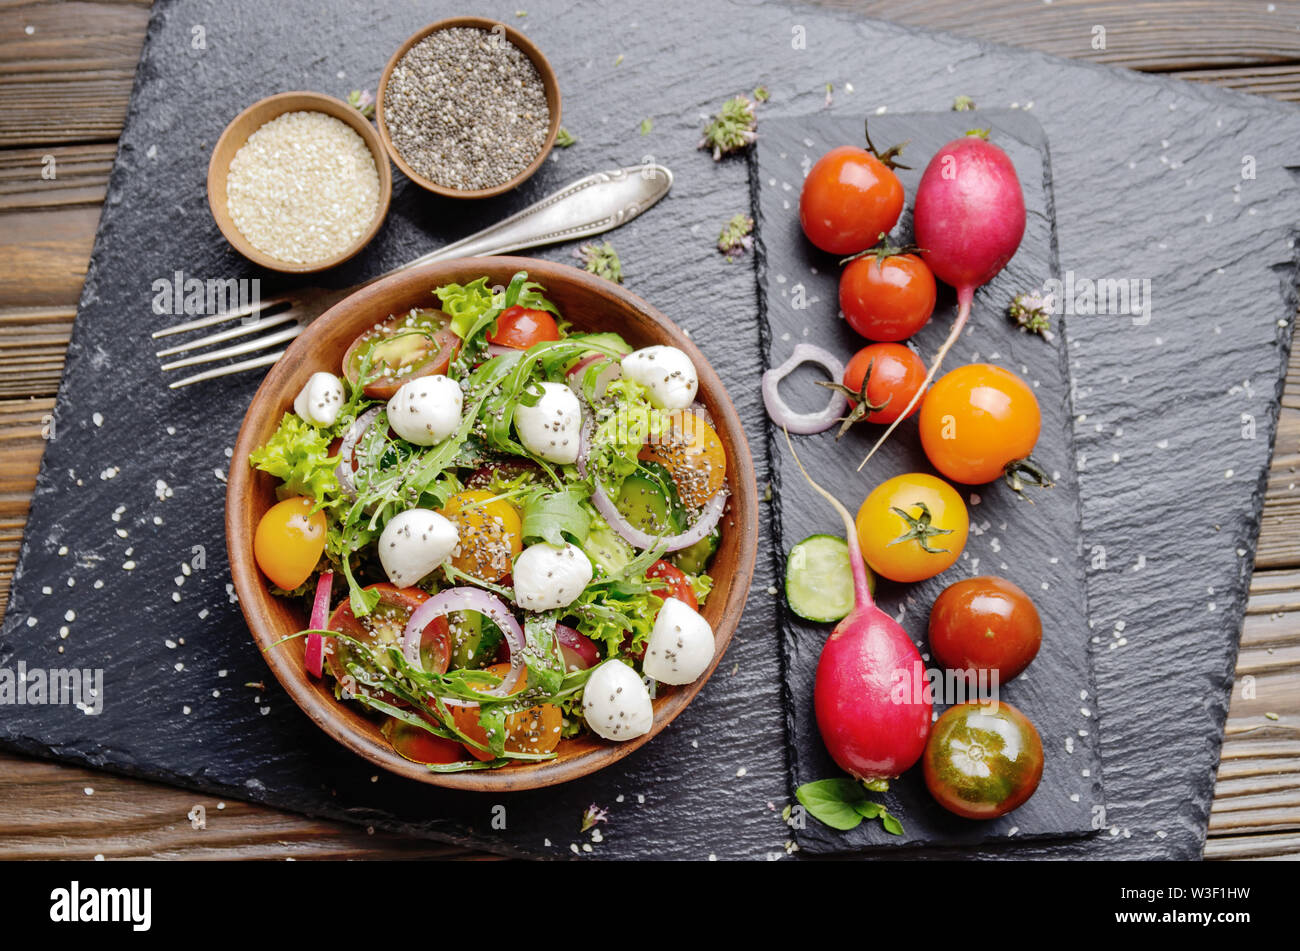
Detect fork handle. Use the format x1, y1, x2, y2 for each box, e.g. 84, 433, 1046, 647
393, 164, 673, 270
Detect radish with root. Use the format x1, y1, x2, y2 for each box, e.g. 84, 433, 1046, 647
785, 431, 932, 782
857, 131, 1026, 470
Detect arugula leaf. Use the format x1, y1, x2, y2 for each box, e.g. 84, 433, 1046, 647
248, 412, 340, 502
522, 611, 565, 695
522, 489, 591, 547
794, 778, 905, 835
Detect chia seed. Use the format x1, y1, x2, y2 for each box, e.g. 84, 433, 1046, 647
383, 27, 550, 191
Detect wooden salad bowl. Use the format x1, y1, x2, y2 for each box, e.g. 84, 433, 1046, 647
226, 257, 759, 791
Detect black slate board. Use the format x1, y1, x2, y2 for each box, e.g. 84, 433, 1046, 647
758, 111, 1104, 852
1, 0, 1297, 860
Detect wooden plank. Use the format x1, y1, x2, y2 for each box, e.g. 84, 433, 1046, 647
0, 207, 99, 308
810, 0, 1300, 72
0, 144, 116, 211
0, 307, 74, 398
1179, 64, 1300, 102
0, 751, 484, 859
1205, 830, 1300, 859
0, 0, 152, 147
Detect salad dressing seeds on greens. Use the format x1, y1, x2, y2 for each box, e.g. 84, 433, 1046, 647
250, 272, 726, 770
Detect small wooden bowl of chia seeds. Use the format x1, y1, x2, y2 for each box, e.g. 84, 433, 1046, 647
377, 18, 561, 199
208, 91, 392, 273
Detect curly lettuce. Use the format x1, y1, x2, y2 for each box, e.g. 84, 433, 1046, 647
587, 378, 667, 495
248, 412, 339, 503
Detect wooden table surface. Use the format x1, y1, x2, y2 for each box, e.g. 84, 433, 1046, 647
0, 0, 1296, 861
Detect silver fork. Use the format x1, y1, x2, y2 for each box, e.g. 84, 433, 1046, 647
153, 163, 674, 388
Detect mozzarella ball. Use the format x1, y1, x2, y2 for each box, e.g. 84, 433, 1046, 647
583, 659, 654, 742
620, 346, 698, 410
513, 381, 582, 464
378, 509, 459, 588
293, 372, 345, 427
387, 375, 463, 446
512, 542, 593, 611
642, 597, 715, 685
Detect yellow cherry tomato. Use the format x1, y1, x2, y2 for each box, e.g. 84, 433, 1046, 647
855, 473, 969, 583
253, 496, 327, 590
639, 409, 727, 509
439, 489, 522, 582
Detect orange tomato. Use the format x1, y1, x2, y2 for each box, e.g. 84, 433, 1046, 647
919, 364, 1041, 485
639, 410, 727, 509
253, 496, 326, 590
452, 662, 563, 762
438, 489, 523, 582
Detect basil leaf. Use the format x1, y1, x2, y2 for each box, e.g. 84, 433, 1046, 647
795, 779, 866, 831
522, 490, 591, 547
854, 801, 883, 820
881, 812, 905, 836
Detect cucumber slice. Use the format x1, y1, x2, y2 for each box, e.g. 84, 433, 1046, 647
616, 472, 683, 536
584, 520, 633, 576
785, 534, 869, 623
672, 528, 720, 576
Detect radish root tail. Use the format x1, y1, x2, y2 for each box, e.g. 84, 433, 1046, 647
856, 290, 973, 472
782, 426, 875, 607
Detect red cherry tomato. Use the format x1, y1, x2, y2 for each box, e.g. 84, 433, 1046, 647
923, 701, 1044, 820
342, 309, 460, 400
383, 719, 465, 765
326, 583, 450, 703
842, 343, 927, 426
840, 253, 937, 341
488, 305, 560, 349
647, 559, 698, 611
799, 145, 904, 256
928, 576, 1042, 682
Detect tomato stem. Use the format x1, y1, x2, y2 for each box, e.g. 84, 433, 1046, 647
863, 120, 911, 171
857, 286, 973, 472
1003, 456, 1055, 499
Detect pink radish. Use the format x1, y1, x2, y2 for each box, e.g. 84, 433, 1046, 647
857, 132, 1026, 470
784, 431, 932, 782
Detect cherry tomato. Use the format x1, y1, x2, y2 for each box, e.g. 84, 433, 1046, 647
647, 559, 698, 611
929, 576, 1042, 682
342, 308, 460, 400
842, 343, 927, 426
919, 363, 1043, 486
253, 496, 326, 590
382, 718, 465, 765
488, 305, 560, 349
855, 473, 969, 583
639, 410, 727, 509
326, 583, 450, 703
840, 252, 937, 341
799, 145, 904, 256
452, 662, 563, 762
439, 489, 523, 582
923, 701, 1044, 820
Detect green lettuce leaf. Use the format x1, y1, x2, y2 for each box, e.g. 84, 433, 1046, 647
248, 412, 339, 503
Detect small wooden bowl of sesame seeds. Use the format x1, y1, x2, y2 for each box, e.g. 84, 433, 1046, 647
207, 91, 393, 273
376, 18, 562, 199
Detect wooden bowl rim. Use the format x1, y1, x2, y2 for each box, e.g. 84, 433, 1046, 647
225, 256, 759, 791
375, 17, 562, 200
206, 90, 393, 274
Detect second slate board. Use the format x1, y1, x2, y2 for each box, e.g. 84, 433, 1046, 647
757, 111, 1104, 853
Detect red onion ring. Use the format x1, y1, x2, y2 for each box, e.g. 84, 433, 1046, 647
305, 570, 333, 678
576, 400, 727, 552
335, 406, 382, 499
402, 587, 526, 701
485, 343, 519, 360
566, 353, 622, 400
761, 344, 848, 435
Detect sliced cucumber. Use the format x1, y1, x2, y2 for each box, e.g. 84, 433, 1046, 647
584, 520, 633, 577
785, 534, 868, 623
672, 528, 720, 576
616, 472, 683, 536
